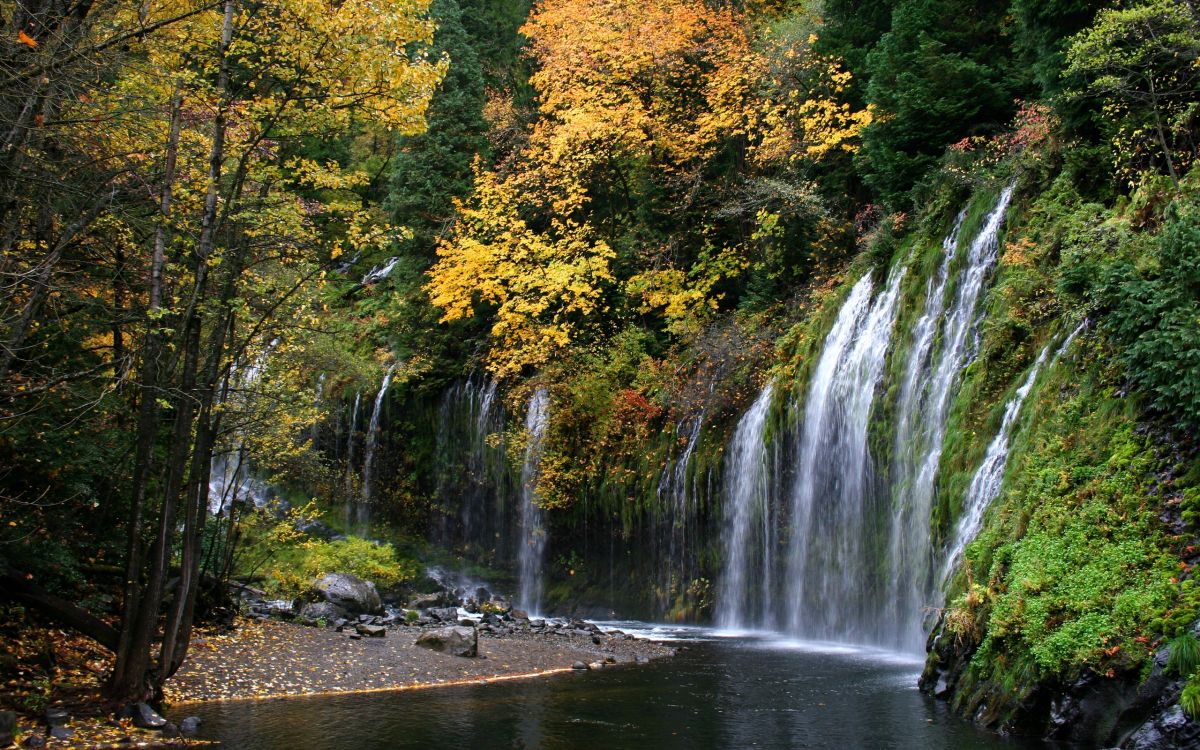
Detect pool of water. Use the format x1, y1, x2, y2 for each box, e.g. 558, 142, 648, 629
176, 627, 1045, 749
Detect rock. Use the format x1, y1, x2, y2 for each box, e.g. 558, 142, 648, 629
589, 662, 604, 670
160, 722, 181, 738
458, 618, 476, 627
429, 607, 460, 623
592, 635, 602, 645
298, 601, 346, 623
511, 609, 529, 620
605, 656, 616, 664
348, 633, 362, 640
415, 626, 478, 657
356, 623, 387, 637
313, 573, 382, 615
21, 734, 45, 748
530, 618, 545, 629
407, 593, 444, 610
0, 710, 15, 747
43, 707, 69, 727
129, 702, 167, 729
48, 726, 73, 740
179, 717, 202, 736
572, 661, 588, 670
635, 655, 650, 664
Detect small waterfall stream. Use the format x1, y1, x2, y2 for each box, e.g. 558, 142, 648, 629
655, 411, 705, 613
361, 365, 396, 508
517, 387, 551, 615
784, 266, 905, 644
716, 383, 776, 630
939, 321, 1086, 586
344, 390, 361, 497
434, 375, 508, 558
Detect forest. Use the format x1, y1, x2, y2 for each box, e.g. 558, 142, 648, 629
1, 0, 1199, 747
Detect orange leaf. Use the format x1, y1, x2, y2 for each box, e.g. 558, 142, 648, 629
17, 30, 38, 48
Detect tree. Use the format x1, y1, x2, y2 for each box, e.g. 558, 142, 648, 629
1064, 0, 1200, 191
388, 0, 489, 260
0, 0, 443, 704
861, 0, 1014, 204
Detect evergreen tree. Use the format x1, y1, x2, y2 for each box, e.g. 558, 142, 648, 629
388, 0, 489, 261
860, 0, 1014, 204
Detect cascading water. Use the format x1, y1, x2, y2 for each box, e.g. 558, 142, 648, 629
784, 266, 905, 644
434, 375, 508, 558
655, 411, 704, 613
880, 186, 1015, 650
517, 387, 551, 615
716, 382, 776, 630
939, 321, 1086, 587
344, 390, 361, 497
208, 342, 276, 514
360, 365, 396, 508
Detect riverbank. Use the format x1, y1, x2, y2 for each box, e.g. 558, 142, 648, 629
166, 617, 675, 704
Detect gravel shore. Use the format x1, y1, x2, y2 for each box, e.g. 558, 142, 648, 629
166, 618, 675, 704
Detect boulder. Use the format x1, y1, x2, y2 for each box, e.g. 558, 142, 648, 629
128, 702, 167, 729
160, 722, 181, 738
510, 609, 529, 621
21, 734, 45, 747
179, 717, 202, 736
429, 607, 459, 623
407, 592, 445, 610
313, 573, 382, 615
48, 726, 73, 740
355, 623, 386, 638
572, 661, 587, 670
415, 626, 478, 657
0, 710, 15, 747
298, 601, 346, 623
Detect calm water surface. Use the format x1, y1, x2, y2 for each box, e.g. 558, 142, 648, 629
177, 625, 1045, 749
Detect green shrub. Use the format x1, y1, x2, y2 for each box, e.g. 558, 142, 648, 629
267, 536, 419, 597
1168, 633, 1200, 678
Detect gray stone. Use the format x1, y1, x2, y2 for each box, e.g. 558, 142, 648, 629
429, 607, 459, 623
160, 722, 181, 738
129, 702, 166, 729
572, 661, 587, 670
48, 726, 73, 740
21, 734, 45, 748
407, 593, 444, 610
179, 716, 202, 736
356, 623, 387, 637
415, 626, 478, 657
299, 601, 346, 623
313, 573, 382, 615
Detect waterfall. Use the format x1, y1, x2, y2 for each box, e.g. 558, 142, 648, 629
784, 265, 905, 644
716, 382, 776, 630
310, 373, 326, 447
344, 390, 361, 497
655, 410, 704, 613
881, 186, 1015, 650
361, 365, 396, 504
207, 341, 276, 514
517, 387, 551, 615
435, 375, 507, 557
939, 322, 1086, 587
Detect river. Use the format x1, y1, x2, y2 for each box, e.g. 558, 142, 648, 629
177, 625, 1046, 749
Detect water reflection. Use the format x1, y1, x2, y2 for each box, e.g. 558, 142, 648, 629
178, 632, 1044, 749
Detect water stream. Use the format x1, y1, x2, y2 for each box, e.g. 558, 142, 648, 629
359, 365, 396, 531
784, 266, 905, 645
517, 387, 551, 615
716, 383, 776, 630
